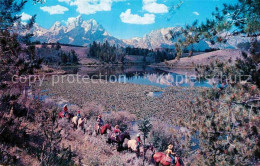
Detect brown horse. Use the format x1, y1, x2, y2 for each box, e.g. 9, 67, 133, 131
152, 152, 182, 166
107, 131, 131, 150
58, 111, 73, 120
95, 124, 112, 135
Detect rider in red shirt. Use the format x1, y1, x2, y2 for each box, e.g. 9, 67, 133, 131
114, 125, 121, 133
114, 125, 121, 140
63, 104, 68, 117
136, 133, 142, 153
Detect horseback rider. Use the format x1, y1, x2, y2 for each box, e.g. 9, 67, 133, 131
136, 133, 142, 153
96, 114, 104, 133
165, 144, 177, 165
113, 125, 121, 140
76, 110, 81, 126
63, 104, 68, 117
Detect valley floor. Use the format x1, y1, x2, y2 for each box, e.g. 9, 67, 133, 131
37, 77, 201, 123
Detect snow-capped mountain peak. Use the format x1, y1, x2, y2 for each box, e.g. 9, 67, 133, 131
123, 27, 181, 49
81, 19, 103, 34
28, 16, 251, 49
67, 15, 83, 28
30, 16, 125, 47
50, 21, 63, 32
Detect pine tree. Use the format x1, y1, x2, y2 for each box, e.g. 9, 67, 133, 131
37, 109, 74, 166
170, 0, 260, 59
71, 49, 79, 64
138, 118, 152, 165
1, 1, 76, 165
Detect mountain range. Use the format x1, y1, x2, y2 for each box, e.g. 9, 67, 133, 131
29, 16, 252, 50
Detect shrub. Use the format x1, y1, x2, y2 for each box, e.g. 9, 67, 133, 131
81, 102, 104, 119
148, 121, 175, 151
103, 111, 136, 131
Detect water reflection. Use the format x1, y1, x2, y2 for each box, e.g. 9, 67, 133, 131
61, 65, 213, 88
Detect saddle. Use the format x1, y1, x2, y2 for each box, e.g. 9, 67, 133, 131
111, 133, 116, 138
165, 156, 172, 163
111, 133, 120, 141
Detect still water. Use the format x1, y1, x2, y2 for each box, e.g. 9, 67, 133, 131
62, 65, 213, 88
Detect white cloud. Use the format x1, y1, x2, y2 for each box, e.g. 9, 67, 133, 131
40, 5, 69, 15
193, 11, 200, 16
58, 0, 71, 4
120, 9, 155, 25
142, 0, 168, 14
70, 0, 125, 15
20, 12, 32, 21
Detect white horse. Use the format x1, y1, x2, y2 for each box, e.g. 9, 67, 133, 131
72, 116, 86, 131
128, 139, 144, 153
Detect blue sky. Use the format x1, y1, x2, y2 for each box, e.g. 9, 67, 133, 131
20, 0, 238, 39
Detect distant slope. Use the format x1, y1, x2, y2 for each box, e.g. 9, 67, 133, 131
60, 45, 102, 65
35, 44, 100, 65
152, 49, 243, 68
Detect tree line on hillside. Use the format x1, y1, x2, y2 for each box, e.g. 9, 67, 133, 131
32, 41, 85, 48
36, 44, 79, 65
88, 41, 175, 63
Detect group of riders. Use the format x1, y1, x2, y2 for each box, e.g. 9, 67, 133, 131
61, 104, 180, 165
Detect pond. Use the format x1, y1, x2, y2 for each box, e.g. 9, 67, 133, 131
62, 65, 213, 88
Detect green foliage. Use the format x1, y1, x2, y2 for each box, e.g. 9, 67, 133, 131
37, 109, 75, 166
89, 41, 174, 63
89, 41, 123, 63
170, 0, 260, 58
0, 1, 76, 165
138, 118, 152, 144
138, 118, 152, 165
59, 49, 79, 65
0, 1, 43, 84
149, 126, 173, 151
181, 56, 260, 165
55, 42, 61, 50
37, 45, 79, 65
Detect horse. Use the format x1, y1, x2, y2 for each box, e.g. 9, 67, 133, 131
58, 111, 73, 121
152, 152, 183, 166
72, 116, 87, 132
94, 124, 112, 135
128, 139, 139, 152
107, 131, 131, 150
128, 140, 155, 157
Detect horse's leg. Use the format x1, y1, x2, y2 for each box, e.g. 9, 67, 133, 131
82, 126, 85, 134
116, 143, 121, 151
72, 123, 75, 130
